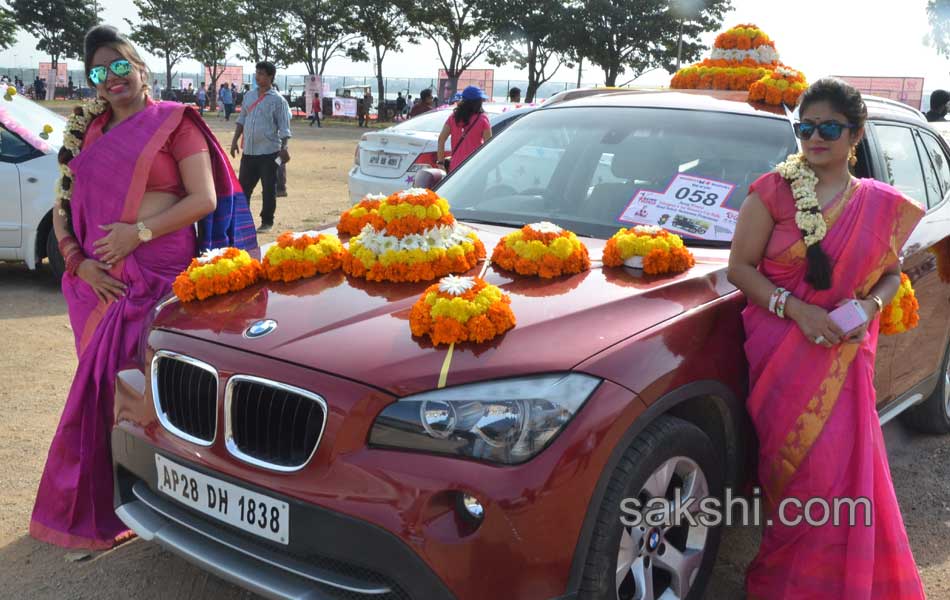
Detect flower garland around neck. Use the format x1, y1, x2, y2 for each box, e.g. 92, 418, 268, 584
55, 99, 109, 221
774, 152, 826, 248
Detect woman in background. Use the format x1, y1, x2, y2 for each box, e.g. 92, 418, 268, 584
437, 85, 492, 172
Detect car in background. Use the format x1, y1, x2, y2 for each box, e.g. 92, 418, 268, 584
0, 93, 65, 280
347, 103, 535, 203
113, 90, 950, 600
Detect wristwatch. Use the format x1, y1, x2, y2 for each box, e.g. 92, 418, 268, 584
137, 221, 153, 242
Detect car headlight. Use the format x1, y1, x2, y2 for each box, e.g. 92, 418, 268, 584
368, 373, 601, 465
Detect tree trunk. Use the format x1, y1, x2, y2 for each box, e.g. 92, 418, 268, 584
604, 66, 618, 87
209, 69, 219, 112
46, 56, 57, 100
375, 49, 385, 122
165, 55, 173, 98
525, 43, 539, 103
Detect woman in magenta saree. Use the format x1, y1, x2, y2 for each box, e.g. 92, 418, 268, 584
29, 26, 256, 550
730, 78, 928, 598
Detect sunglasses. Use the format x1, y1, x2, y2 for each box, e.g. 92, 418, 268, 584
88, 59, 132, 86
793, 120, 857, 141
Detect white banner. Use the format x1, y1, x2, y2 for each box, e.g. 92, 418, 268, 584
331, 96, 357, 118
305, 74, 322, 118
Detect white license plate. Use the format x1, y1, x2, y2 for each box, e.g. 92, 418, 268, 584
155, 454, 290, 545
368, 151, 402, 169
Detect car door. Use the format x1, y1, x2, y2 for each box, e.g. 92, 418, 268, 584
0, 125, 30, 247
869, 121, 950, 403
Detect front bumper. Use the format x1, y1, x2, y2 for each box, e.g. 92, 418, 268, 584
113, 428, 452, 600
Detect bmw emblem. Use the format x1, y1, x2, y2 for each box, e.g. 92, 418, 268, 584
244, 319, 277, 339
648, 529, 660, 551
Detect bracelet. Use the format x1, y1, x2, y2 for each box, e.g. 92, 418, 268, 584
776, 290, 793, 319
769, 287, 786, 314
65, 253, 84, 276
868, 294, 884, 314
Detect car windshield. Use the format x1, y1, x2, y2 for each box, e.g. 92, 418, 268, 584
438, 106, 799, 244
0, 93, 65, 152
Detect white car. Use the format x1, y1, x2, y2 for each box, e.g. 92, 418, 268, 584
347, 103, 535, 203
0, 94, 66, 279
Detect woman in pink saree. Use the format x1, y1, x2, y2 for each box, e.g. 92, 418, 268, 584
728, 78, 928, 598
30, 26, 256, 550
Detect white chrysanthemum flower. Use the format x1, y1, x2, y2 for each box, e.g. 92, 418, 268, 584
528, 221, 563, 234
364, 193, 387, 202
399, 234, 426, 251
398, 187, 431, 198
197, 247, 230, 264
438, 275, 476, 296
633, 225, 664, 235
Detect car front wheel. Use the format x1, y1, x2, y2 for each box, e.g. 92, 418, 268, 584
900, 342, 950, 434
45, 228, 65, 282
578, 415, 723, 600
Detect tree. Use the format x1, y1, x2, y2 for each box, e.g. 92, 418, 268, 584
183, 0, 237, 111
10, 0, 98, 99
568, 0, 731, 87
927, 0, 950, 58
234, 0, 292, 66
126, 0, 190, 94
353, 1, 416, 121
402, 0, 495, 100
486, 0, 572, 102
286, 0, 367, 76
0, 7, 18, 52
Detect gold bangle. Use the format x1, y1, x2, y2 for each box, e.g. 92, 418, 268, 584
869, 295, 884, 314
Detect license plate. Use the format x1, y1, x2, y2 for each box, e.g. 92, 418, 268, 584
368, 151, 402, 169
155, 454, 290, 545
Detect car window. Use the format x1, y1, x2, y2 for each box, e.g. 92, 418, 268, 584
916, 130, 950, 208
439, 106, 798, 242
389, 106, 516, 134
0, 126, 36, 162
874, 124, 928, 206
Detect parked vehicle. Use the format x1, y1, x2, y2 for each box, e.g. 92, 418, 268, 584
112, 90, 950, 600
347, 103, 535, 203
0, 94, 66, 279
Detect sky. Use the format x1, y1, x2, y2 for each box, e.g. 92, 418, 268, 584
2, 0, 950, 95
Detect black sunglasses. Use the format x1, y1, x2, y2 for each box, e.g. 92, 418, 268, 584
88, 59, 132, 86
793, 120, 857, 141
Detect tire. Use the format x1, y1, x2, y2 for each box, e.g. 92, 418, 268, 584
900, 342, 950, 434
578, 415, 724, 600
45, 228, 65, 283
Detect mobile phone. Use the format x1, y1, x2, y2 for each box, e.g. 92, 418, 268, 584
275, 156, 283, 166
829, 299, 868, 335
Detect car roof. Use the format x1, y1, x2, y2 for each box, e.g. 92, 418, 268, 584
542, 88, 928, 126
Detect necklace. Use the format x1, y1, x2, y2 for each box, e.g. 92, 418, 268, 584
55, 99, 109, 218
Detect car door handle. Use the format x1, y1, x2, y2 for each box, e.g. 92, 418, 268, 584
26, 177, 37, 183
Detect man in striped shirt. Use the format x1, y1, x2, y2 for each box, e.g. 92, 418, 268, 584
229, 61, 292, 232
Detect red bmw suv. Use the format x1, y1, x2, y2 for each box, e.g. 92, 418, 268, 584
112, 90, 950, 600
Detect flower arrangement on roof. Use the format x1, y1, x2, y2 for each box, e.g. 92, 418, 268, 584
342, 188, 486, 283
670, 24, 807, 107
602, 226, 696, 276
491, 222, 591, 278
337, 193, 387, 236
880, 273, 919, 336
172, 247, 263, 302
409, 275, 515, 345
262, 231, 344, 283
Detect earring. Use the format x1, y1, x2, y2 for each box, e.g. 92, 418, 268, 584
848, 145, 858, 167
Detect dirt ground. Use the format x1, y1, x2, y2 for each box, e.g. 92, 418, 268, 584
1, 115, 949, 599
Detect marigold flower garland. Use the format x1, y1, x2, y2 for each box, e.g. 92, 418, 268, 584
342, 188, 486, 283
263, 231, 344, 283
671, 23, 807, 107
602, 225, 696, 275
337, 193, 387, 236
880, 273, 920, 335
172, 247, 263, 302
775, 152, 826, 248
491, 222, 590, 278
409, 275, 515, 345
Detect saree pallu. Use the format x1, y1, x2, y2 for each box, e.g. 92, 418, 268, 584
743, 172, 927, 599
30, 101, 256, 549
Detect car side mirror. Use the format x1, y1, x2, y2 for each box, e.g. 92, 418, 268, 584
413, 167, 447, 189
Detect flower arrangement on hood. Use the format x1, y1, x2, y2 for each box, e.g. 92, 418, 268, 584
880, 273, 919, 336
409, 275, 515, 345
491, 222, 591, 278
671, 24, 806, 107
262, 231, 344, 283
172, 247, 263, 302
342, 188, 486, 283
602, 225, 695, 275
337, 193, 387, 236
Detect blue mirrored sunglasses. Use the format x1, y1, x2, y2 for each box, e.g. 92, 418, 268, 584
88, 59, 132, 86
793, 120, 857, 141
